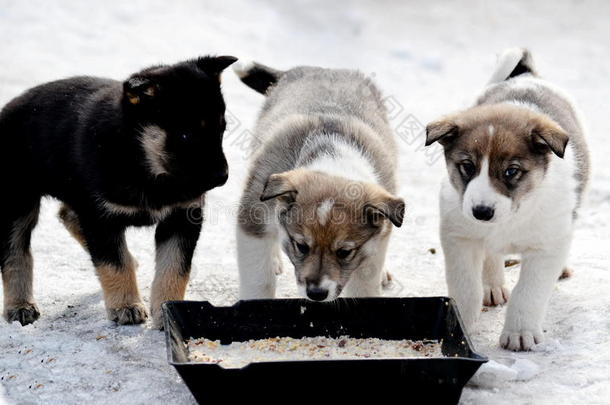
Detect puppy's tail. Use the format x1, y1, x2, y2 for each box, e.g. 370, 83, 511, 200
488, 48, 537, 84
233, 60, 283, 95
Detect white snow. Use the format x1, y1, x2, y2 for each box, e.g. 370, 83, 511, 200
0, 383, 8, 405
469, 360, 519, 388
1, 1, 610, 404
511, 358, 541, 381
470, 358, 540, 389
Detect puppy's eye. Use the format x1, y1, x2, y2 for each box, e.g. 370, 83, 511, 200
459, 161, 476, 178
504, 167, 521, 180
336, 248, 353, 260
294, 241, 310, 255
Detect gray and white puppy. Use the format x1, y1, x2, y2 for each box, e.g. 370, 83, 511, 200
234, 62, 405, 302
426, 48, 590, 351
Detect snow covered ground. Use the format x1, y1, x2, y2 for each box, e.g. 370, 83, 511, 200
1, 0, 609, 404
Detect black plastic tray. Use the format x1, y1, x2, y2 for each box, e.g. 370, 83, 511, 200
163, 297, 486, 404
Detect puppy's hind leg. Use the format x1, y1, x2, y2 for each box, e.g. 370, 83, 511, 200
58, 204, 87, 249
483, 254, 510, 306
59, 205, 141, 273
237, 224, 281, 300
1, 201, 41, 325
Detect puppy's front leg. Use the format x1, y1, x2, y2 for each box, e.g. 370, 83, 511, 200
150, 208, 202, 329
236, 224, 281, 300
483, 254, 510, 306
83, 221, 147, 325
500, 243, 570, 351
441, 234, 485, 332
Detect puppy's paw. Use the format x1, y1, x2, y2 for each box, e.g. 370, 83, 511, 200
483, 285, 509, 306
108, 303, 148, 325
500, 328, 543, 351
381, 272, 393, 289
6, 303, 40, 326
150, 307, 166, 330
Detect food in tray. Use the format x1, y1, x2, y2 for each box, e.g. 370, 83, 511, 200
187, 336, 444, 368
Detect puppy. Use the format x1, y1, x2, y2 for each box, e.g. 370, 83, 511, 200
426, 48, 590, 350
0, 56, 236, 328
234, 62, 405, 301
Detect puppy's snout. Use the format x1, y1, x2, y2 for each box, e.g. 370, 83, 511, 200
472, 205, 495, 221
215, 171, 229, 186
306, 285, 328, 302
211, 167, 229, 187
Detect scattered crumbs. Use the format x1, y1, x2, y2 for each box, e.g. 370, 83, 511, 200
187, 336, 444, 368
428, 248, 437, 254
300, 306, 306, 315
96, 335, 107, 341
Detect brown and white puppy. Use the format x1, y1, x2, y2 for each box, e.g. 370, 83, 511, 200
234, 62, 405, 301
426, 48, 590, 351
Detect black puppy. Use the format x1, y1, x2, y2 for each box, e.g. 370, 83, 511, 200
0, 55, 236, 328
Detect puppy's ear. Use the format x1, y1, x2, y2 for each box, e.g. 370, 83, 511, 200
123, 76, 158, 106
197, 56, 238, 79
530, 117, 569, 158
364, 196, 406, 228
260, 173, 297, 203
425, 118, 459, 147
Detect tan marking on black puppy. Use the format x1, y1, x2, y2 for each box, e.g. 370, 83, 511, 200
96, 254, 147, 325
150, 237, 189, 328
140, 125, 170, 177
58, 204, 87, 248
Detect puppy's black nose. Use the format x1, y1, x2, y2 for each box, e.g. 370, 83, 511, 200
472, 205, 495, 221
212, 170, 228, 187
306, 286, 328, 301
